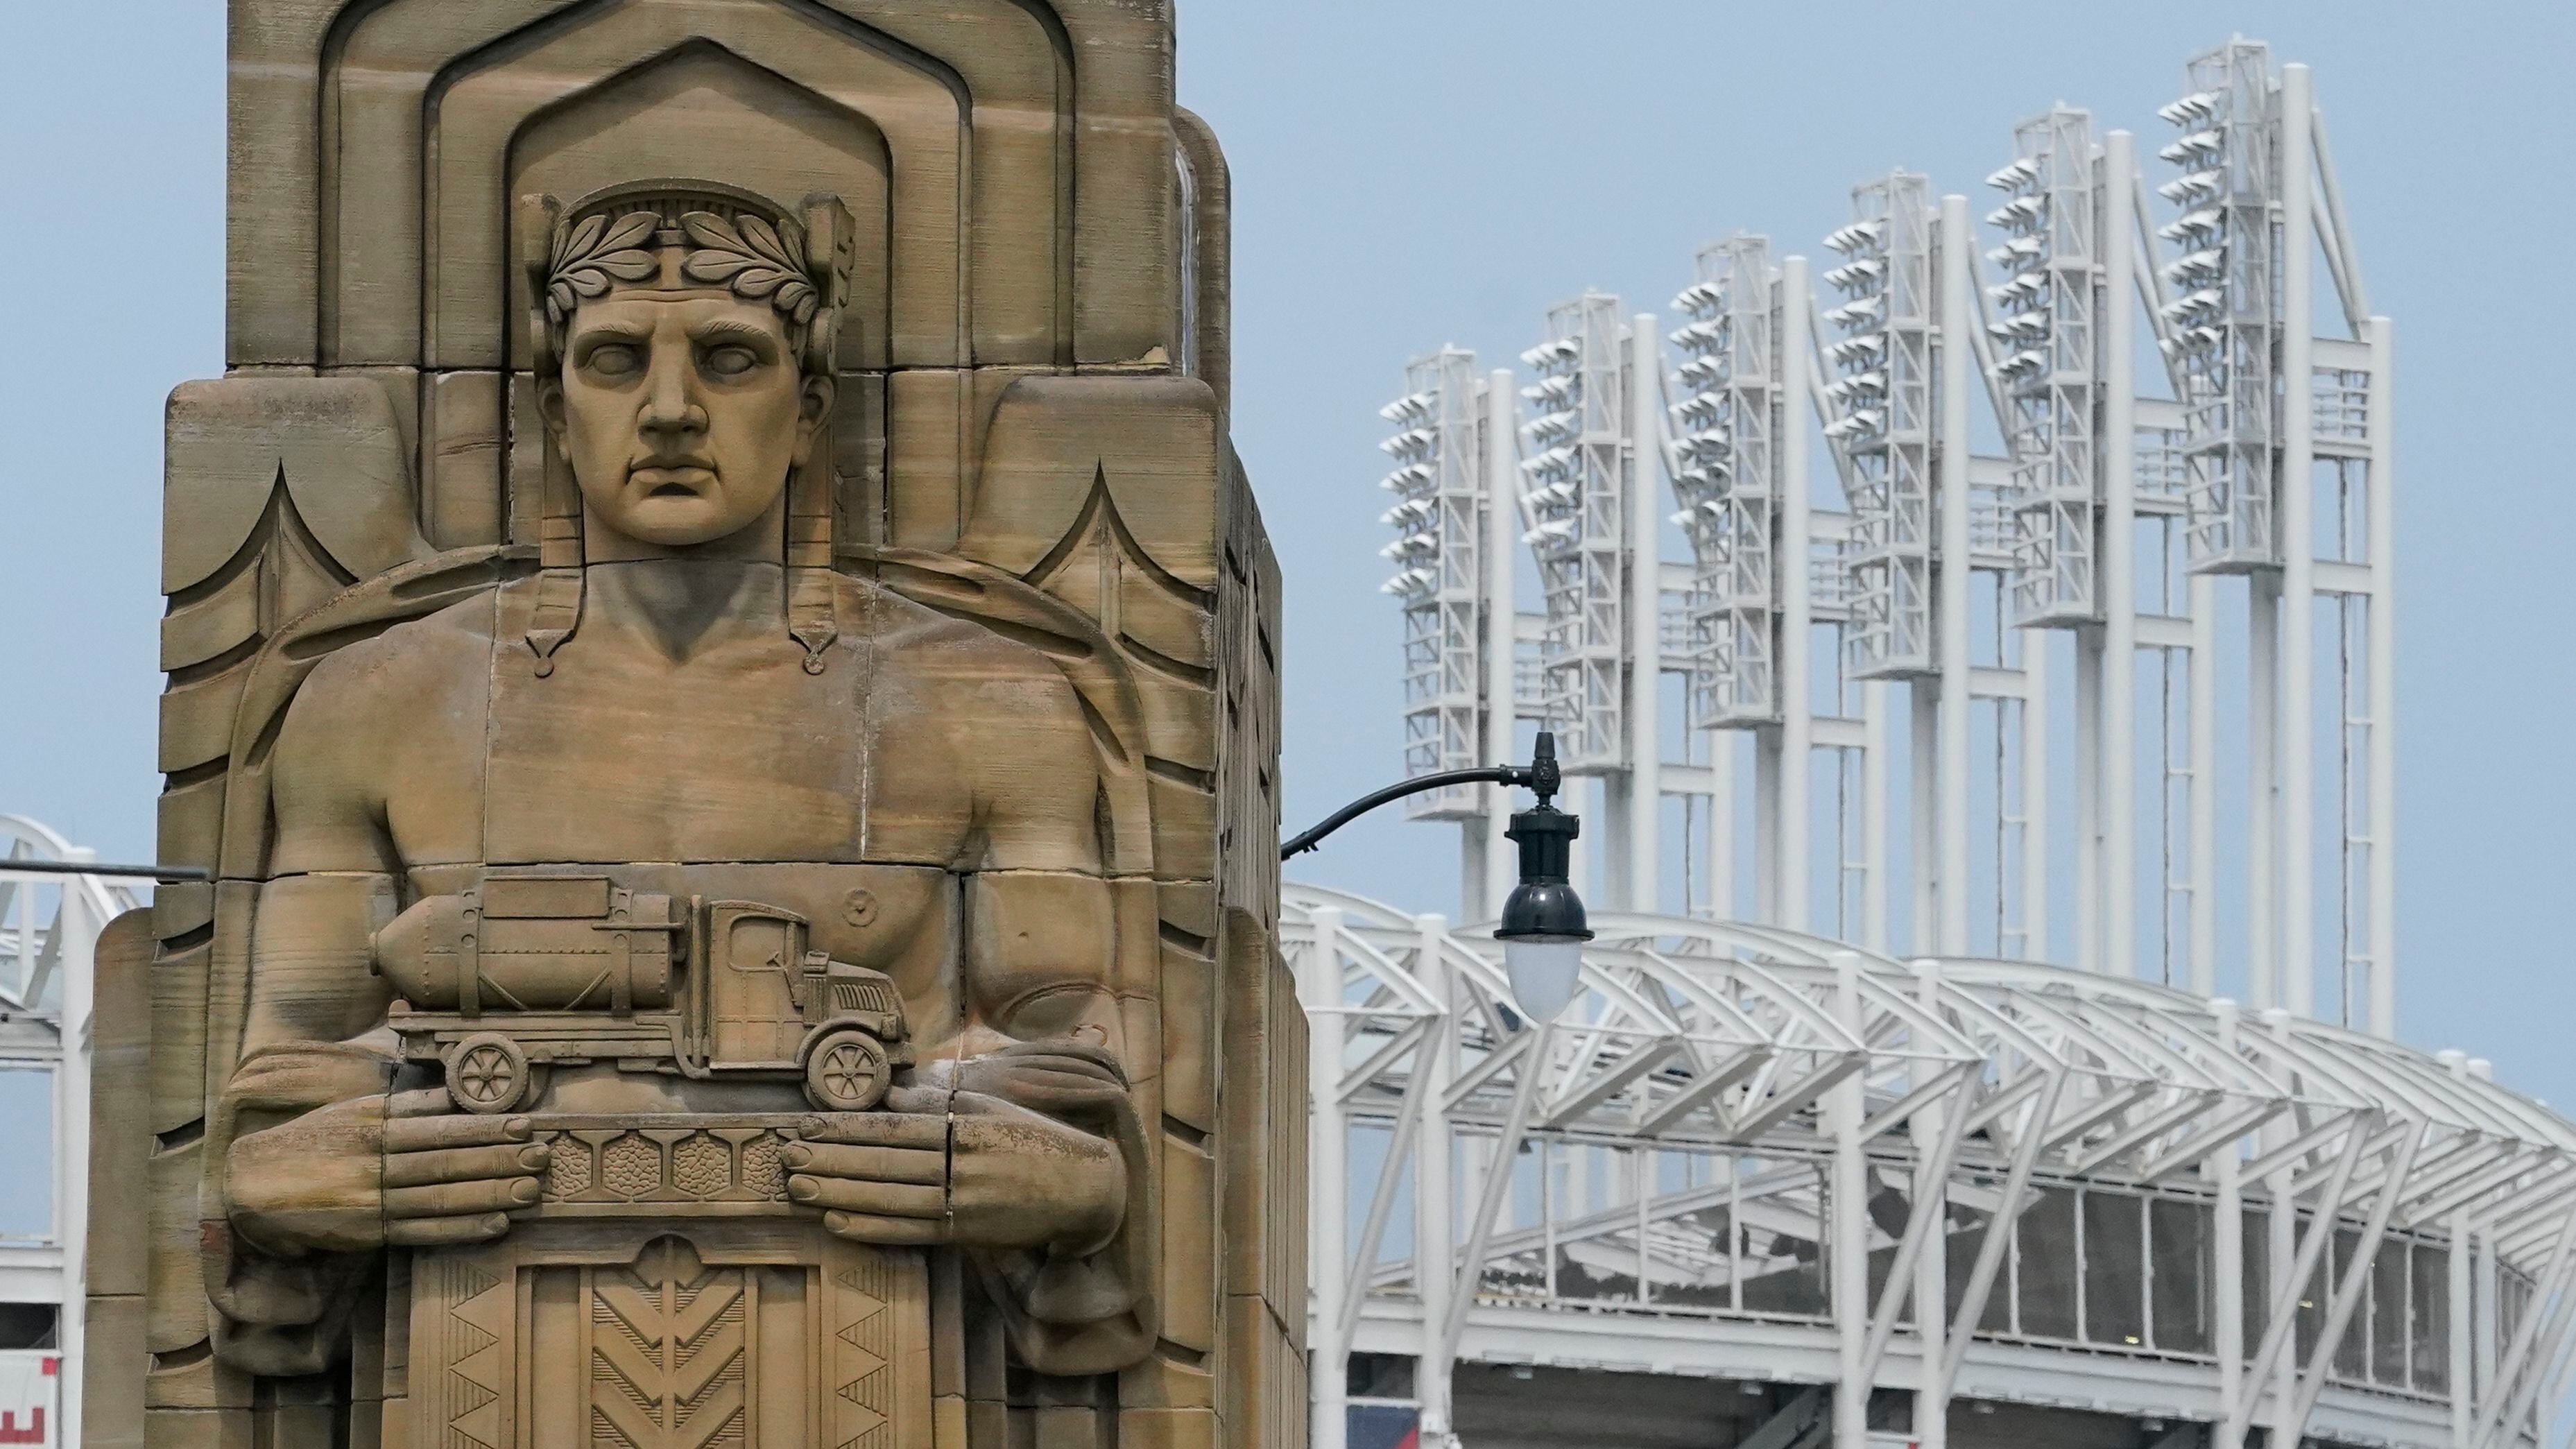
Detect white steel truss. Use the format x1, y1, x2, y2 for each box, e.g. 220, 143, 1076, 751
0, 816, 133, 1449
1294, 886, 2576, 1449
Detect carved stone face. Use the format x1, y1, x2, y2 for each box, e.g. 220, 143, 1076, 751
544, 277, 832, 549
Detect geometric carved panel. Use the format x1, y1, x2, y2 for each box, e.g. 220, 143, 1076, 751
406, 1224, 927, 1449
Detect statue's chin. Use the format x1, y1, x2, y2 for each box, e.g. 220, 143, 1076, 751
593, 492, 778, 550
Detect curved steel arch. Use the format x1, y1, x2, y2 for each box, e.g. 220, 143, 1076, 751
1290, 884, 2576, 1449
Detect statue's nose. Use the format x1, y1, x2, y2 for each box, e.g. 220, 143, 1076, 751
639, 353, 705, 438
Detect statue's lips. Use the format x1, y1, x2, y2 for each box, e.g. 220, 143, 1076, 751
630, 464, 716, 497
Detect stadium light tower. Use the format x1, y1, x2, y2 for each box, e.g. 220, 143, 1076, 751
1519, 298, 1627, 774
1989, 108, 2102, 628
2152, 42, 2396, 1030
1668, 236, 1780, 732
2160, 43, 2277, 572
1827, 174, 1935, 680
1380, 348, 1516, 916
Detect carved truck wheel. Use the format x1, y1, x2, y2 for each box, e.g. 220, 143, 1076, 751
445, 1032, 531, 1115
803, 1030, 892, 1112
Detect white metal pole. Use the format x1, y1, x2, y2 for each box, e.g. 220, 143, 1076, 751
1911, 960, 1948, 1449
2190, 575, 2219, 997
2439, 1049, 2473, 1446
1864, 680, 1891, 952
1830, 952, 1868, 1449
1911, 690, 1937, 954
1628, 315, 1664, 914
1484, 369, 1520, 923
2073, 636, 2102, 970
1708, 730, 1736, 921
2023, 644, 2052, 961
1304, 911, 1350, 1449
2249, 575, 2279, 1012
2279, 62, 2319, 1022
56, 855, 94, 1449
1780, 259, 1815, 934
2101, 136, 2140, 980
1414, 916, 1457, 1445
1755, 734, 1780, 924
2364, 316, 2397, 1036
1936, 195, 1973, 957
2213, 1000, 2246, 1448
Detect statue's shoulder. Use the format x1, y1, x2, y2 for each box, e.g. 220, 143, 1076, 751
845, 571, 1076, 686
291, 588, 504, 716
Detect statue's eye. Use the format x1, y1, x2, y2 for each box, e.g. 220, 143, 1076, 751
703, 345, 759, 379
583, 343, 642, 379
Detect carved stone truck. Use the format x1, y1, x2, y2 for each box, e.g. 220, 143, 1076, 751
369, 873, 911, 1115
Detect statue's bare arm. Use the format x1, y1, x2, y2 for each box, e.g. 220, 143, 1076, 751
222, 634, 546, 1259
790, 657, 1139, 1268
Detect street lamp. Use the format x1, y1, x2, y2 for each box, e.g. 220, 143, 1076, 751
1280, 732, 1593, 1024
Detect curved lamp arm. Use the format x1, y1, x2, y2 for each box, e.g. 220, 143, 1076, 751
1279, 731, 1565, 861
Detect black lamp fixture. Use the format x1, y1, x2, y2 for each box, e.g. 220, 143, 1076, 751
1491, 732, 1592, 1022
1282, 730, 1592, 1027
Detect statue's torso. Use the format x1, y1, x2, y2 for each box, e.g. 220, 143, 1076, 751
347, 572, 1038, 1039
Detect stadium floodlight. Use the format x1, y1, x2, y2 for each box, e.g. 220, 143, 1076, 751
1823, 371, 1887, 404
1378, 564, 1433, 597
1381, 427, 1436, 461
1824, 219, 1887, 254
1519, 338, 1580, 370
1524, 413, 1578, 447
1986, 236, 2045, 268
2158, 169, 2225, 205
1520, 375, 1578, 408
1378, 391, 1435, 425
1826, 294, 1887, 327
1983, 156, 2042, 190
1673, 393, 1725, 428
1671, 281, 1725, 312
1986, 314, 2048, 345
1827, 335, 1886, 366
1669, 318, 1727, 351
2162, 248, 2225, 289
1986, 273, 2050, 307
2158, 207, 2223, 243
1823, 257, 1887, 291
2158, 89, 2220, 124
1985, 196, 2047, 230
2158, 129, 2223, 166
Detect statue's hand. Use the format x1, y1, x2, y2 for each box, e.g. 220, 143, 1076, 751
227, 1088, 549, 1254
381, 1090, 551, 1246
785, 1088, 1126, 1253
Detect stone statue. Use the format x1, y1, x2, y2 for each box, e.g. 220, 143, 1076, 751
85, 6, 1303, 1448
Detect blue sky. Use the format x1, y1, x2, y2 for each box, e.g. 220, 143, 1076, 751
3, 3, 2572, 1104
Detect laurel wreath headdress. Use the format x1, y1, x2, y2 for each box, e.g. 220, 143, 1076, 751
528, 182, 854, 376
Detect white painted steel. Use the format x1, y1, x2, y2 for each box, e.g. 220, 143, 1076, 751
1359, 44, 2427, 1443
0, 816, 137, 1449
1292, 885, 2576, 1449
1377, 37, 2394, 1022
1483, 370, 1520, 924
